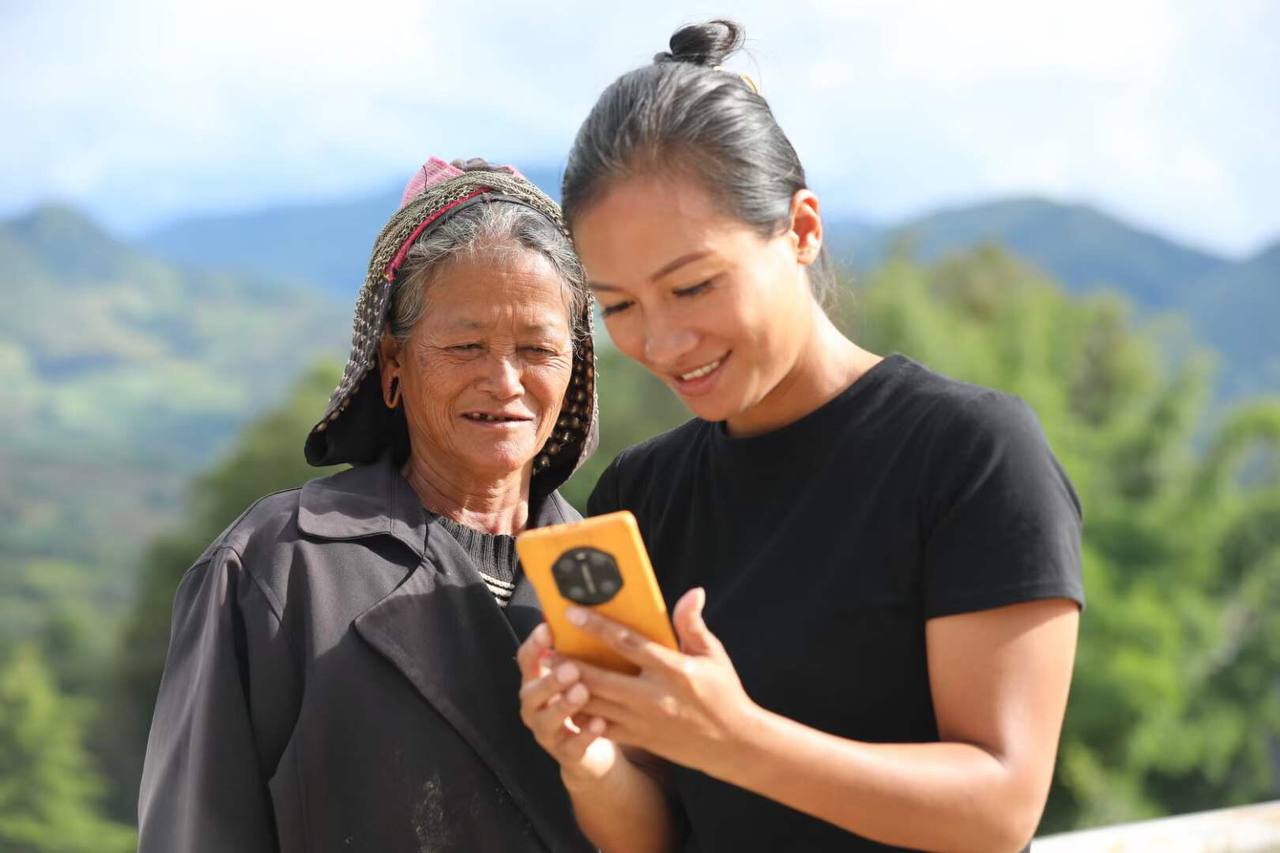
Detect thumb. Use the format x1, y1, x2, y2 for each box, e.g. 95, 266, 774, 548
673, 587, 724, 659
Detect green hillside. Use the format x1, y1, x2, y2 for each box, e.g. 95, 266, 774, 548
141, 164, 567, 298
4, 199, 1279, 837
824, 197, 1276, 400
858, 197, 1228, 309
1190, 241, 1280, 399
142, 184, 1276, 398
0, 205, 349, 642
7, 195, 1273, 643
141, 189, 400, 299
88, 246, 1280, 836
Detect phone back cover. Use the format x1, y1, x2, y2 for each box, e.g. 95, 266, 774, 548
516, 511, 677, 672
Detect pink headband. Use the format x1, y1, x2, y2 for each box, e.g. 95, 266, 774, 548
384, 156, 527, 282
398, 156, 524, 207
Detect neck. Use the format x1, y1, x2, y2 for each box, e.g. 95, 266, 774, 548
400, 449, 531, 535
726, 301, 881, 438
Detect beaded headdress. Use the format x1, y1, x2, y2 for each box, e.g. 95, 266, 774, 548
304, 157, 598, 495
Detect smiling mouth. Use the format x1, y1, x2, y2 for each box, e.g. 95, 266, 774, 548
462, 413, 531, 423
675, 356, 726, 383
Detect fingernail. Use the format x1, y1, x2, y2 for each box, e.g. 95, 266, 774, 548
567, 684, 588, 704
589, 717, 606, 734
555, 663, 578, 685
533, 623, 551, 644
566, 607, 587, 626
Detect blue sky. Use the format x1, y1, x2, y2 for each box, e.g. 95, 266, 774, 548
2, 0, 1277, 257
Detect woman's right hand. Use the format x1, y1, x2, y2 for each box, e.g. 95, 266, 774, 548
517, 623, 623, 788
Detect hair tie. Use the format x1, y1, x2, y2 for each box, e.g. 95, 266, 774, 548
711, 64, 760, 96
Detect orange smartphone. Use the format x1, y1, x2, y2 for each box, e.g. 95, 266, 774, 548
516, 510, 677, 673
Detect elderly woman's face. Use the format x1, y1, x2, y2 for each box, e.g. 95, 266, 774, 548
386, 250, 574, 482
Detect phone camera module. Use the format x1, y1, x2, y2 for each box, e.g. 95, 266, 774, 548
552, 547, 624, 606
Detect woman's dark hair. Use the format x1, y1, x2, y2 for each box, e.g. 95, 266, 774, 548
561, 19, 835, 301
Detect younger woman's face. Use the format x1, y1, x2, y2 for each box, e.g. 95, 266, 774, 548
573, 174, 818, 426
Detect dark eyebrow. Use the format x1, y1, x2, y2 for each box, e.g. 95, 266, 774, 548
650, 251, 711, 281
589, 250, 712, 293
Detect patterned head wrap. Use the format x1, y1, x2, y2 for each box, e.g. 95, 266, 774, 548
304, 157, 599, 497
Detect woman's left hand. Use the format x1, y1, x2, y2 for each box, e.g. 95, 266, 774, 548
555, 587, 763, 779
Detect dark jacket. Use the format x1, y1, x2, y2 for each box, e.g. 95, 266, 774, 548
138, 455, 593, 852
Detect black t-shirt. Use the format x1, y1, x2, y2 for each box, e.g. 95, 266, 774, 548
586, 354, 1084, 852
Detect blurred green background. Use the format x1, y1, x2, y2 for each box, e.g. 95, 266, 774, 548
2, 200, 1278, 848
2, 3, 1278, 849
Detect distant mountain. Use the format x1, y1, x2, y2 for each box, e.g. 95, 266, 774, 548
142, 188, 401, 300
823, 197, 1274, 400
820, 216, 882, 271
3, 193, 1276, 643
2, 203, 143, 282
1, 204, 348, 456
138, 178, 1275, 400
1190, 241, 1280, 398
837, 197, 1229, 310
142, 164, 565, 299
0, 204, 349, 638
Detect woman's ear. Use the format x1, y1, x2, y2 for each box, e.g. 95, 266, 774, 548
788, 189, 823, 266
378, 332, 403, 409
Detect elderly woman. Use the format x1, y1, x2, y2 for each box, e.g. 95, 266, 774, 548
138, 158, 597, 852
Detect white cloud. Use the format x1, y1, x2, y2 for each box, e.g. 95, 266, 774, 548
0, 0, 1275, 255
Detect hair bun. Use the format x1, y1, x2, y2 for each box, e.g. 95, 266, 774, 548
450, 157, 503, 173
654, 19, 743, 67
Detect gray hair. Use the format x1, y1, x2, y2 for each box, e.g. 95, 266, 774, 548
386, 198, 589, 344
561, 19, 836, 305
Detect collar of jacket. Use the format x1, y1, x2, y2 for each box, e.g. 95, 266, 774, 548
294, 453, 589, 852
296, 453, 577, 554
296, 453, 431, 555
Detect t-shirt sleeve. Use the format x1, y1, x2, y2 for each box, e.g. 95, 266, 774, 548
921, 391, 1084, 618
586, 452, 625, 518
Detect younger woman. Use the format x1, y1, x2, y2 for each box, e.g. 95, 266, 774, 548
518, 20, 1083, 853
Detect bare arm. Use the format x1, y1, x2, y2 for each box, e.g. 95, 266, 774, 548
723, 598, 1079, 851
563, 747, 678, 853
517, 624, 680, 852
568, 591, 1079, 852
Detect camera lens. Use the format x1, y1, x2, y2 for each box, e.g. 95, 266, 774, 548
552, 547, 624, 606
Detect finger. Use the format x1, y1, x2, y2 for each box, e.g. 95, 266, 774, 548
557, 716, 608, 763
531, 697, 577, 745
565, 607, 687, 672
572, 658, 661, 706
518, 666, 575, 718
672, 587, 727, 659
578, 694, 637, 727
516, 623, 553, 680
531, 683, 591, 742
599, 721, 642, 751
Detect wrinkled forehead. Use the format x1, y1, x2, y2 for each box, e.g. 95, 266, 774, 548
418, 250, 575, 335
428, 312, 572, 339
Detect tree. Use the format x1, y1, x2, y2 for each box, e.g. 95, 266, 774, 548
845, 244, 1280, 829
0, 644, 135, 852
560, 342, 690, 510
102, 249, 1280, 832
95, 360, 346, 820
